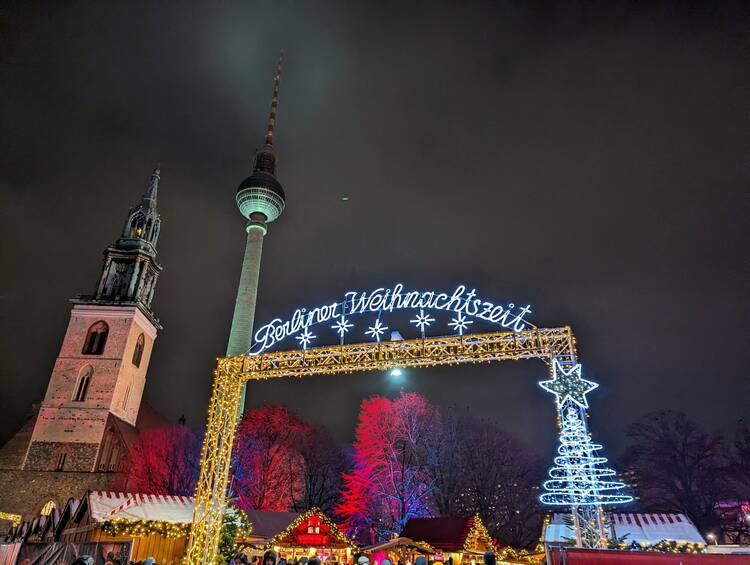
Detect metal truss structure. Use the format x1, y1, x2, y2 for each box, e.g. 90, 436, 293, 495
185, 327, 578, 564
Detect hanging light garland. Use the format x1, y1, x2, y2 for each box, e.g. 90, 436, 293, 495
609, 539, 706, 554
462, 514, 497, 554
0, 511, 22, 527
102, 517, 191, 539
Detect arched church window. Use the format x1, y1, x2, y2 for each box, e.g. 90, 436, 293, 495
73, 365, 93, 402
40, 500, 56, 516
129, 213, 145, 238
132, 333, 145, 367
82, 321, 108, 355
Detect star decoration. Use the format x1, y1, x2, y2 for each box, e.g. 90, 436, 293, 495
448, 313, 473, 335
295, 328, 316, 350
410, 310, 435, 333
539, 359, 598, 409
365, 319, 388, 342
331, 317, 354, 337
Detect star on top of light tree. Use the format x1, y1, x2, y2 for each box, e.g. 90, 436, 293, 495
539, 358, 599, 409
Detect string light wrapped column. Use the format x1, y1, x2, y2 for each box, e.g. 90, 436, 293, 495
185, 357, 245, 564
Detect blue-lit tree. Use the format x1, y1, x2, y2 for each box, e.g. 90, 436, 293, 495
539, 358, 632, 548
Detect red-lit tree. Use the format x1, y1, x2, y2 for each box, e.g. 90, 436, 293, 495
338, 392, 440, 542
233, 405, 306, 511
124, 424, 202, 495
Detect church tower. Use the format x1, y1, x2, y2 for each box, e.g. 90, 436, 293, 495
23, 168, 164, 473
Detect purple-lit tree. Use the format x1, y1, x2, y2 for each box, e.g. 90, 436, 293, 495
338, 392, 440, 542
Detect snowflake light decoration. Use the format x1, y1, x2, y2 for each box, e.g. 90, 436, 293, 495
365, 319, 388, 342
539, 359, 598, 409
448, 313, 473, 335
410, 310, 435, 334
331, 317, 354, 338
295, 328, 316, 350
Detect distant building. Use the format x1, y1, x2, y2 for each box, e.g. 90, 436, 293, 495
0, 168, 169, 522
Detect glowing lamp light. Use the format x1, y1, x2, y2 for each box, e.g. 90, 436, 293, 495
389, 368, 403, 377
274, 546, 280, 552
309, 547, 317, 555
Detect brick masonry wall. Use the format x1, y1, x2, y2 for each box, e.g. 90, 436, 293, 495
0, 468, 123, 520
26, 304, 156, 471
24, 441, 100, 472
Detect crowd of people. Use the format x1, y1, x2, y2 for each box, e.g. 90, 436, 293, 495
231, 548, 499, 565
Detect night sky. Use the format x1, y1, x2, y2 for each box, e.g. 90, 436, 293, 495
1, 2, 748, 459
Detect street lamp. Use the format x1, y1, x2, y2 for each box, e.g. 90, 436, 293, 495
706, 533, 717, 545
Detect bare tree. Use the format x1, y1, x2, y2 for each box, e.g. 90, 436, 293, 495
338, 392, 441, 541
445, 411, 544, 548
291, 424, 347, 514
125, 424, 202, 495
622, 410, 730, 534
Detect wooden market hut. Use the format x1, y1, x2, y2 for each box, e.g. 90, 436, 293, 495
59, 491, 193, 565
400, 515, 497, 565
241, 508, 357, 564
363, 536, 436, 565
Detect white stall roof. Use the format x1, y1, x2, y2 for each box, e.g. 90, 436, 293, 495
89, 491, 194, 524
610, 513, 705, 544
543, 513, 705, 545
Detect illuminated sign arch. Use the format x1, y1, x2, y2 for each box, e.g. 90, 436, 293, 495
251, 283, 534, 354
186, 285, 632, 563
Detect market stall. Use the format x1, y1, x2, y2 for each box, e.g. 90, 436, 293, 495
241, 507, 357, 564
362, 536, 435, 565
400, 515, 497, 565
58, 491, 194, 565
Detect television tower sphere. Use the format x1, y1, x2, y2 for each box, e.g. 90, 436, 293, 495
236, 145, 286, 223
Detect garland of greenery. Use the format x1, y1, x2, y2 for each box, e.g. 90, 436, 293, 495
613, 539, 706, 554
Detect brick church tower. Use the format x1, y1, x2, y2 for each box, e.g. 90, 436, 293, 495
0, 168, 167, 519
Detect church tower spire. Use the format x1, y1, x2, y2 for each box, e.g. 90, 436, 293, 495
86, 167, 164, 325
230, 52, 288, 415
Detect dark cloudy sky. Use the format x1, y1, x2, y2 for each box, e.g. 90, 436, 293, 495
1, 1, 748, 458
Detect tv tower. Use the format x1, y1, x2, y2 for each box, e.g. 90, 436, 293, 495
229, 52, 286, 414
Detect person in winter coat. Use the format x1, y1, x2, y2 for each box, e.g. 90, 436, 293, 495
483, 551, 495, 565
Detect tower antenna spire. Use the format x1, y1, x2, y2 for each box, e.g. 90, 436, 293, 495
264, 50, 284, 147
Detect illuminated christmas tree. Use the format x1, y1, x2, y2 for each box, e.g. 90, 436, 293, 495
538, 359, 632, 548
540, 406, 632, 506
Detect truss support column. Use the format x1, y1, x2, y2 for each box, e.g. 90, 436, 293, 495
186, 358, 244, 564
